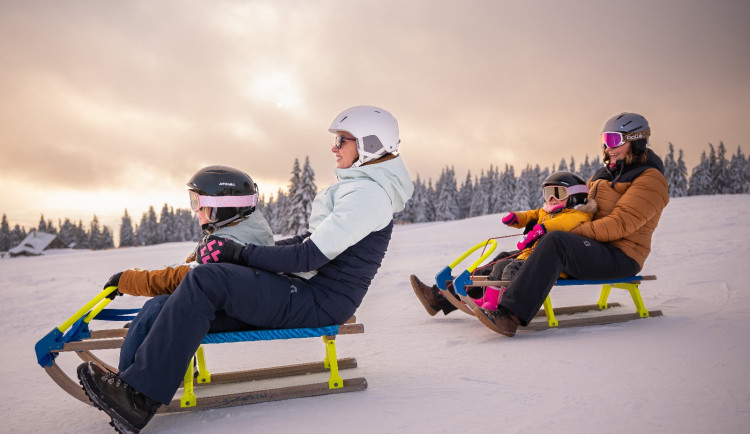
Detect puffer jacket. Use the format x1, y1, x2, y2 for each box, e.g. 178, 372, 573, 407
117, 210, 274, 297
235, 155, 414, 322
570, 149, 669, 268
509, 206, 595, 260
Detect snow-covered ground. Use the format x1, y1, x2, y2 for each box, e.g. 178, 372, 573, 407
3, 195, 750, 433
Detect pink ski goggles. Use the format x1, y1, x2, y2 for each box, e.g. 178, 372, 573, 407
601, 130, 650, 149
189, 191, 258, 212
542, 184, 588, 201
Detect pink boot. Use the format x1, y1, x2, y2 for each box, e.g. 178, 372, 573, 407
479, 286, 503, 310
471, 295, 485, 306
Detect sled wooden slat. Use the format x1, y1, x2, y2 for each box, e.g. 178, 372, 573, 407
160, 377, 368, 413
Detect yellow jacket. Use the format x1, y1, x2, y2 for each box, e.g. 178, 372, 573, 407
508, 206, 594, 260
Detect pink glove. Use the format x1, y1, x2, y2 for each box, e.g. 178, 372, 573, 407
502, 212, 519, 226
517, 224, 546, 250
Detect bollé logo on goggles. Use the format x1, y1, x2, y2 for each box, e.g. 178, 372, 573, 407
624, 131, 649, 141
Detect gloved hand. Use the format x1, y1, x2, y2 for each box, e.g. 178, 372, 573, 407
103, 272, 123, 300
196, 236, 244, 265
501, 212, 519, 226
517, 224, 546, 250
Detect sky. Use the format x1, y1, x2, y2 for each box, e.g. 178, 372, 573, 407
4, 194, 750, 433
1, 0, 749, 234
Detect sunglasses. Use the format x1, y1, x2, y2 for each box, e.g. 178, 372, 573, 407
601, 130, 650, 149
189, 190, 259, 212
542, 184, 589, 201
334, 136, 357, 149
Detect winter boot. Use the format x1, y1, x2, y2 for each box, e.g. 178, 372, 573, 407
473, 305, 521, 337
410, 275, 457, 316
77, 361, 161, 434
478, 286, 503, 310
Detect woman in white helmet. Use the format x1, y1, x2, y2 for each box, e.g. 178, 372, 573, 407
77, 106, 414, 433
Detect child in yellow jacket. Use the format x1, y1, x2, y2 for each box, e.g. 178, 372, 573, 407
474, 171, 596, 310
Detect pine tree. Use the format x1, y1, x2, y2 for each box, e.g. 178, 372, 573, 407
673, 149, 689, 197
281, 159, 303, 236
9, 224, 27, 248
715, 142, 731, 194
729, 145, 749, 194
688, 151, 713, 196
59, 218, 75, 247
663, 143, 678, 197
434, 166, 460, 221
38, 214, 48, 234
457, 171, 473, 219
496, 165, 516, 213
88, 215, 102, 250
136, 206, 159, 246
119, 210, 135, 247
512, 165, 535, 210
293, 156, 317, 235
0, 214, 10, 251
100, 226, 115, 249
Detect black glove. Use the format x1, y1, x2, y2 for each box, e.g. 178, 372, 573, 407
103, 272, 123, 299
196, 236, 244, 265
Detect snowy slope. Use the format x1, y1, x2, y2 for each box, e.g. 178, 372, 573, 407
2, 195, 750, 433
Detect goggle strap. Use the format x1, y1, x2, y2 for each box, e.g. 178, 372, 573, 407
197, 193, 259, 208
565, 185, 589, 195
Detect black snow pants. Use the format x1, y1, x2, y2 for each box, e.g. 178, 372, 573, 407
499, 231, 640, 325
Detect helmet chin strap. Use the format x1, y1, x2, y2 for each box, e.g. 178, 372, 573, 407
201, 208, 243, 234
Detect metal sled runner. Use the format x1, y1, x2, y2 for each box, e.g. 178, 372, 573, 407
35, 287, 367, 413
434, 239, 662, 330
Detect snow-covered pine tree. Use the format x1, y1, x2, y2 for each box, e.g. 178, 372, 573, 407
511, 165, 535, 211
88, 215, 102, 249
100, 226, 115, 249
434, 166, 460, 221
281, 159, 303, 236
293, 156, 317, 235
0, 214, 10, 251
715, 142, 731, 194
729, 145, 749, 194
672, 149, 689, 197
457, 171, 473, 219
158, 204, 173, 243
119, 210, 135, 247
663, 143, 678, 197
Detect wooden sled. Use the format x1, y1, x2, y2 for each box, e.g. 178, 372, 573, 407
35, 288, 367, 413
432, 238, 662, 330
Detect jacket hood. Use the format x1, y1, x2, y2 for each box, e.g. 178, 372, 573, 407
335, 155, 414, 213
593, 149, 665, 186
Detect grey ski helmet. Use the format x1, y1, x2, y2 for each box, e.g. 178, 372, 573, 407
187, 165, 258, 230
543, 171, 589, 207
328, 105, 400, 167
602, 112, 651, 156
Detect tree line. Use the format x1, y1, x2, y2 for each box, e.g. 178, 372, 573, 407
1, 142, 747, 252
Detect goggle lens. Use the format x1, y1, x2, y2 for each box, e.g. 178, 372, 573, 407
189, 191, 201, 212
334, 136, 356, 149
602, 132, 626, 149
543, 186, 569, 201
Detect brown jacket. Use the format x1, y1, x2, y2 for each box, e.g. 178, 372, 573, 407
570, 151, 669, 268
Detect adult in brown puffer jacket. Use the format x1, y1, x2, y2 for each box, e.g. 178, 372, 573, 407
475, 112, 669, 336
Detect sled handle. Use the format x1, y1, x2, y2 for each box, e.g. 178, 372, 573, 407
435, 240, 498, 291
56, 286, 118, 333
448, 239, 497, 272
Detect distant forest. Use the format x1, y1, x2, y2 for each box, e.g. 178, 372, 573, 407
1, 142, 747, 251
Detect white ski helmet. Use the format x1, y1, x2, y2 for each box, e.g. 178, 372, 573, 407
328, 105, 400, 167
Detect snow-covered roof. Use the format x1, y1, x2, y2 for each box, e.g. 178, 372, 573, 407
8, 231, 66, 257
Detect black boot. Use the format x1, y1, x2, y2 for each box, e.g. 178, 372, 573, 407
77, 362, 161, 434
410, 275, 457, 316
473, 305, 521, 337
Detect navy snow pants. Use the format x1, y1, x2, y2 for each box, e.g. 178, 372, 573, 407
500, 231, 641, 325
119, 263, 336, 404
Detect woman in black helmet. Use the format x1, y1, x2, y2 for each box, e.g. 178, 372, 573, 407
474, 112, 669, 336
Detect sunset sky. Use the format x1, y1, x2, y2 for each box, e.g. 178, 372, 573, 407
1, 0, 748, 235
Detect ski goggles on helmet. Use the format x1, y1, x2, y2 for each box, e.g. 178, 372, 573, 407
189, 190, 258, 212
333, 135, 357, 149
542, 184, 589, 201
601, 130, 651, 149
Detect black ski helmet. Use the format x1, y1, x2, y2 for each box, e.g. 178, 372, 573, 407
187, 165, 258, 229
602, 112, 651, 156
542, 171, 589, 207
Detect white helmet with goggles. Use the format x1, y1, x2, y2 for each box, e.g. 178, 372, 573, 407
328, 105, 400, 167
